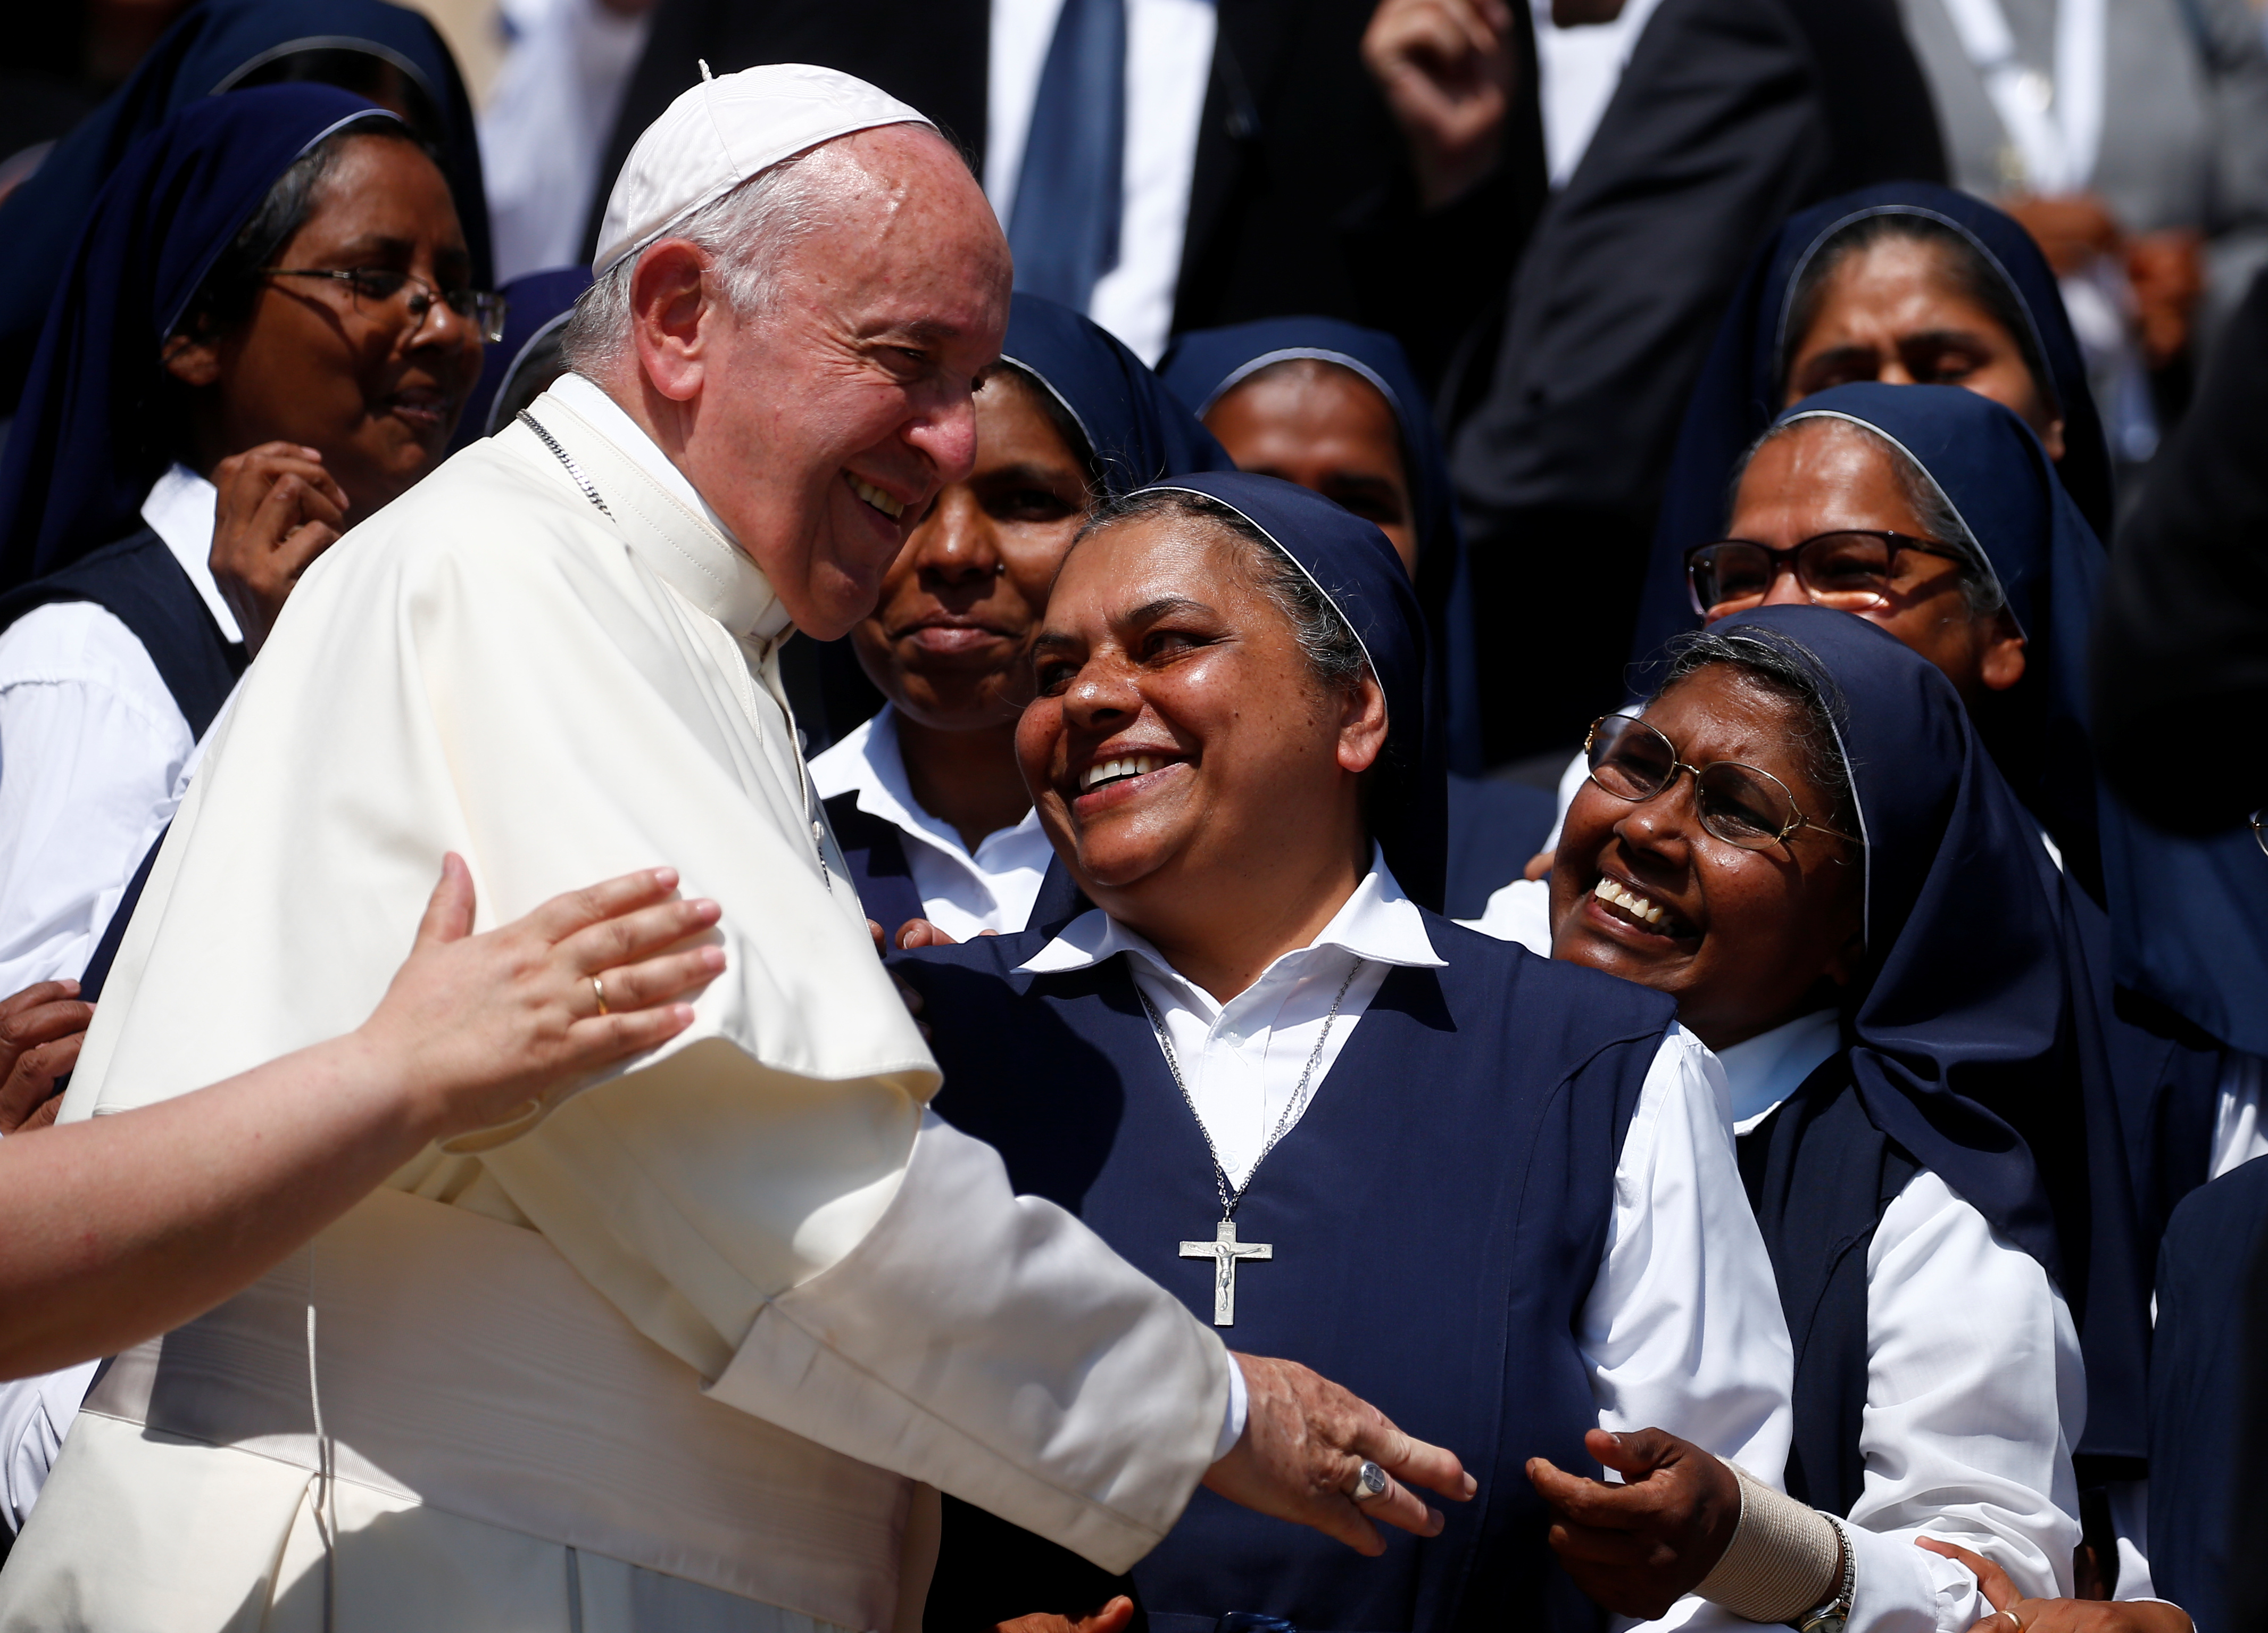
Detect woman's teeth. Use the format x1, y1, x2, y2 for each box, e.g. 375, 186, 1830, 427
1079, 754, 1165, 793
1594, 875, 1675, 930
849, 476, 905, 519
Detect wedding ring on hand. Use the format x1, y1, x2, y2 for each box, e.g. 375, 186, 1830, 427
1349, 1460, 1390, 1503
2003, 1613, 2024, 1633
591, 975, 610, 1016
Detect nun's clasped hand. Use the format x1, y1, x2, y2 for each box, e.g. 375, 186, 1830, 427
1916, 1538, 2196, 1633
206, 441, 350, 656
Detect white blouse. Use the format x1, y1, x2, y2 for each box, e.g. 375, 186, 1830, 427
809, 705, 1055, 940
1717, 1013, 2086, 1633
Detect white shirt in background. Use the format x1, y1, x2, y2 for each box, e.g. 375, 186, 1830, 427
1716, 1012, 2087, 1633
810, 706, 1055, 939
0, 465, 230, 993
478, 0, 654, 283
986, 0, 1218, 363
1025, 848, 1801, 1633
1530, 0, 1670, 186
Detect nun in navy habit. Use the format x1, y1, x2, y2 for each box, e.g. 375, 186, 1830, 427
1626, 183, 2113, 678
1685, 385, 2250, 1504
1544, 607, 2093, 1628
1158, 318, 1547, 914
0, 0, 492, 412
901, 472, 1794, 1631
813, 293, 1233, 941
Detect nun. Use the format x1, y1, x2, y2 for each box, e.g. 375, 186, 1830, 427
812, 293, 1232, 942
1626, 182, 2114, 672
1488, 382, 2249, 1599
1537, 607, 2124, 1633
0, 86, 495, 996
1159, 318, 1543, 916
0, 0, 492, 409
902, 473, 1801, 1631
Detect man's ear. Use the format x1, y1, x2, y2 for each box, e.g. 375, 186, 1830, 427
629, 239, 716, 404
1979, 609, 2028, 692
160, 331, 221, 389
1336, 672, 1391, 776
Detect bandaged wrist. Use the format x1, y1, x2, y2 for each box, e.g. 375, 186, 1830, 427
1693, 1461, 1845, 1624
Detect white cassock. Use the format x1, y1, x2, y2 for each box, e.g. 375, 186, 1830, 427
0, 379, 1233, 1633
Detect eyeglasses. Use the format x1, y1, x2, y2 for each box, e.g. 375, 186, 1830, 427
260, 267, 508, 344
1584, 713, 1862, 851
1685, 530, 1971, 619
2253, 809, 2266, 857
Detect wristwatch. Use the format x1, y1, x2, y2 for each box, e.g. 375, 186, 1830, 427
1793, 1515, 1855, 1633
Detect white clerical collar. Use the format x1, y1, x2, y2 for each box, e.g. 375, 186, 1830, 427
811, 704, 1048, 863
1019, 843, 1446, 982
1717, 1008, 1843, 1134
531, 376, 794, 642
141, 464, 242, 644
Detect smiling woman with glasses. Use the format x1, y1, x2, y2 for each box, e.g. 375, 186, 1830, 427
1507, 608, 2140, 1633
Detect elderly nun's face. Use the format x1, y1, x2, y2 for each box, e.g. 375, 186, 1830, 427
1783, 236, 2067, 462
850, 367, 1091, 731
1018, 511, 1387, 932
1721, 419, 2027, 701
1551, 664, 1864, 1051
1204, 360, 1420, 577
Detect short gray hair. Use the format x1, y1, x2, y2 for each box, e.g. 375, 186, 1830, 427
1731, 413, 2006, 619
559, 147, 832, 378
1074, 488, 1371, 695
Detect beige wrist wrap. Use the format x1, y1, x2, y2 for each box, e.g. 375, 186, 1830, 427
1693, 1462, 1845, 1624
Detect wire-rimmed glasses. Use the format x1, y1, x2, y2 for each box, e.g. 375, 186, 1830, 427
2252, 808, 2266, 857
1584, 714, 1862, 851
1685, 530, 1971, 619
260, 266, 508, 344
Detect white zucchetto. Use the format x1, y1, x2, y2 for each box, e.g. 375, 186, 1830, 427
593, 61, 935, 275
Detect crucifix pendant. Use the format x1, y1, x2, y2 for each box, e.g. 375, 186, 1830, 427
1179, 1218, 1273, 1326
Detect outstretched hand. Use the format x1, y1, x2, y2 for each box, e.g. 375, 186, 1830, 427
358, 855, 724, 1149
1203, 1352, 1476, 1556
1918, 1538, 2195, 1633
0, 979, 95, 1134
1528, 1427, 1742, 1618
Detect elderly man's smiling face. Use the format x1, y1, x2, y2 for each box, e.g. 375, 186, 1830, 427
649, 125, 1012, 639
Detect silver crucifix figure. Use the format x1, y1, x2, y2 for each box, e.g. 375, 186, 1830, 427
1180, 1218, 1273, 1325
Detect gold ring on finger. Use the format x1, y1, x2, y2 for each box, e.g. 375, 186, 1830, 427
2006, 1612, 2024, 1632
591, 975, 610, 1016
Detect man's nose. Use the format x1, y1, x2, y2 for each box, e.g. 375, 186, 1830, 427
905, 395, 980, 486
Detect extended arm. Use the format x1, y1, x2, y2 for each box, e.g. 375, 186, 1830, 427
0, 857, 718, 1379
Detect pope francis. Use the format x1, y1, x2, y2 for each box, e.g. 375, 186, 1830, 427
0, 64, 1466, 1633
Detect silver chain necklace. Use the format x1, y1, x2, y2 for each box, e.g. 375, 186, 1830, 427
1143, 957, 1363, 1325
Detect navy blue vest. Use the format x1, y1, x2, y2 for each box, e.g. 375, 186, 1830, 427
0, 528, 246, 739
899, 914, 1676, 1633
821, 790, 928, 940
1736, 1064, 1916, 1520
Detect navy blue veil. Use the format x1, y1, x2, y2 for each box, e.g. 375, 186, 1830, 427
0, 0, 490, 413
1630, 184, 2113, 674
1716, 603, 2153, 1459
1001, 293, 1232, 495
0, 85, 396, 593
1160, 317, 1483, 775
454, 264, 594, 449
1140, 470, 1448, 913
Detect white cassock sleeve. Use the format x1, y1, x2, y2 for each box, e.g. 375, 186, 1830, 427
1838, 1171, 2084, 1633
61, 430, 1231, 1569
1578, 1024, 1799, 1633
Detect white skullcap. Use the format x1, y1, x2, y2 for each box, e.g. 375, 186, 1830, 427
593, 62, 935, 276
